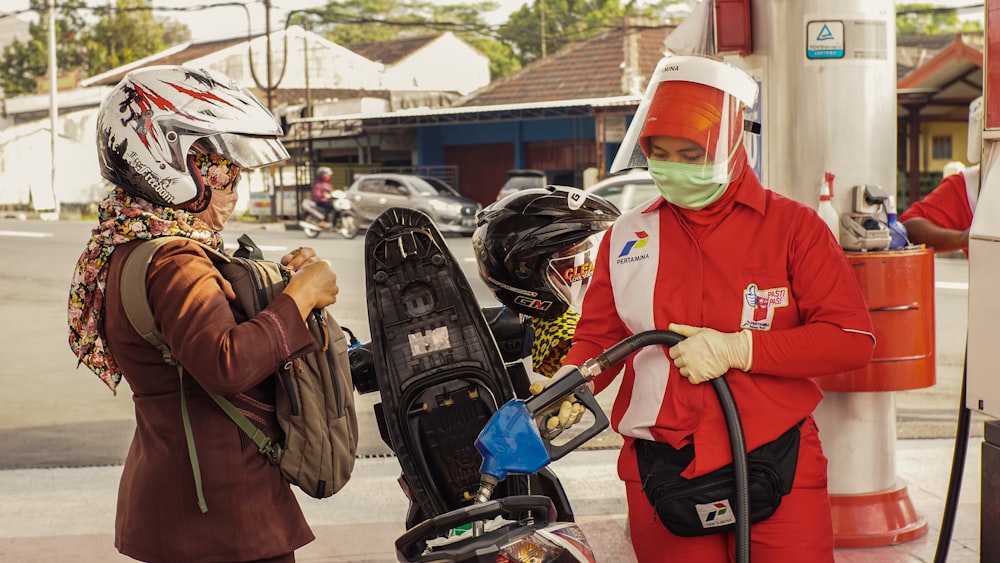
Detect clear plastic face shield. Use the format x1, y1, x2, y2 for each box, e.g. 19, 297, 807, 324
546, 234, 604, 310
610, 55, 759, 179
968, 95, 983, 164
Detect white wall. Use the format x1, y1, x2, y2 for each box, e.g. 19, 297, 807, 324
186, 26, 385, 91
379, 33, 490, 95
0, 108, 107, 207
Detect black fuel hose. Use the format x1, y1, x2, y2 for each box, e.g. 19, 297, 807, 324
933, 348, 970, 563
586, 330, 751, 563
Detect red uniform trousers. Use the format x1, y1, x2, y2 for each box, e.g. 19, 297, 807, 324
625, 416, 834, 562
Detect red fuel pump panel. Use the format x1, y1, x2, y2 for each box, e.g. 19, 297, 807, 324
987, 0, 1000, 129
714, 0, 752, 56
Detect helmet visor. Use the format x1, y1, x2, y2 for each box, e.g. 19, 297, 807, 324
546, 234, 603, 309
198, 133, 289, 169
611, 55, 758, 176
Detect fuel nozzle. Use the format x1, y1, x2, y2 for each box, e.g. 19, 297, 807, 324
474, 473, 499, 504
474, 361, 611, 490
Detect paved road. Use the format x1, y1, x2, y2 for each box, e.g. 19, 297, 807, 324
0, 218, 981, 473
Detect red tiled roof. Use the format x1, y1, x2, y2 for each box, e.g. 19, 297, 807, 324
458, 24, 673, 106
350, 34, 442, 65
897, 34, 982, 119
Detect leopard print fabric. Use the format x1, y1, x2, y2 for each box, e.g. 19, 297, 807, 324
530, 309, 580, 378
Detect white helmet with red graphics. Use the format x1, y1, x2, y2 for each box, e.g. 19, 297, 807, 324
96, 65, 289, 211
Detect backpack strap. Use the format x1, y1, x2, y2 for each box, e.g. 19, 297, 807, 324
119, 236, 280, 514
120, 236, 232, 360
120, 237, 183, 366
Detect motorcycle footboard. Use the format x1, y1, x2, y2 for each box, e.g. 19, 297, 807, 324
395, 374, 537, 527
365, 207, 522, 521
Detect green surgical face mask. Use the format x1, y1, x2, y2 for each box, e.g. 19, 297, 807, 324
647, 160, 728, 210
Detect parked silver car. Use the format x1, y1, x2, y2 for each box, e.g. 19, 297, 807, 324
345, 173, 482, 234
584, 168, 658, 211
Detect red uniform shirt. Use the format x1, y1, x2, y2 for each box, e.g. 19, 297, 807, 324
565, 168, 874, 482
899, 168, 975, 232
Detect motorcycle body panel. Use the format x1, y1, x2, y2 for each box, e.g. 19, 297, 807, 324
364, 207, 573, 529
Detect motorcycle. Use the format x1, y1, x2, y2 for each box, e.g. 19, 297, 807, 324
299, 190, 359, 239
348, 207, 596, 563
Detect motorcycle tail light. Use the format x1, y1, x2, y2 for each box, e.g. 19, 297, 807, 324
495, 523, 596, 563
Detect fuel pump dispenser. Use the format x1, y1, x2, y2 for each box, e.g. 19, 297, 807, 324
964, 9, 1000, 554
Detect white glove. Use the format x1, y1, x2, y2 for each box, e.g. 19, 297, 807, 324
667, 323, 753, 384
531, 364, 580, 395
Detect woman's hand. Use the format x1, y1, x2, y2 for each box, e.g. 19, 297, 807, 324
281, 248, 339, 318
280, 246, 320, 271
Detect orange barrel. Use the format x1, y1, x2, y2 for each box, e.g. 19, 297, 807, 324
812, 247, 935, 547
814, 247, 936, 391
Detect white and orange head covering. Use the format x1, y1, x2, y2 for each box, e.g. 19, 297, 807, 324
611, 55, 758, 180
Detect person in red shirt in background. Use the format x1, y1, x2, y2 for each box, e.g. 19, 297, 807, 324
900, 96, 982, 255
311, 166, 336, 228
900, 164, 977, 254
560, 55, 875, 562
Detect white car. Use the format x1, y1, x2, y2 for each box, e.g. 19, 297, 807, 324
584, 169, 657, 211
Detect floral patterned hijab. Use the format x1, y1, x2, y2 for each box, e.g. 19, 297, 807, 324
68, 185, 224, 393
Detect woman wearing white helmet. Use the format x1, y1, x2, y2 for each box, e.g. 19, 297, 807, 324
561, 55, 876, 562
68, 66, 337, 562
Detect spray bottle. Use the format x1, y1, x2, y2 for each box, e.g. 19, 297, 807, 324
886, 195, 909, 249
819, 171, 840, 245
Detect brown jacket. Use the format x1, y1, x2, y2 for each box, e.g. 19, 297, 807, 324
104, 238, 316, 562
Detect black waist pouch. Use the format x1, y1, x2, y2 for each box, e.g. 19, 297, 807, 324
635, 421, 801, 537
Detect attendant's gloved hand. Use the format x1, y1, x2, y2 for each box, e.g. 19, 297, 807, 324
549, 364, 596, 395
667, 323, 753, 384
537, 365, 586, 433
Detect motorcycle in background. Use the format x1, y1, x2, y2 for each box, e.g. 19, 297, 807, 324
299, 190, 359, 239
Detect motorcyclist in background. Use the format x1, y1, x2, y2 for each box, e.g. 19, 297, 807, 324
311, 166, 336, 228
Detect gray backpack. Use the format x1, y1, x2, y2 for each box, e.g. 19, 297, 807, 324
120, 234, 358, 512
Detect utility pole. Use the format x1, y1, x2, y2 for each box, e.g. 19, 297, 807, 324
539, 0, 546, 59
48, 0, 59, 217
265, 0, 273, 111
264, 0, 276, 222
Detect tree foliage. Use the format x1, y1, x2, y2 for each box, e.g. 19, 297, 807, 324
896, 3, 983, 35
501, 0, 634, 65
1, 0, 90, 96
0, 0, 190, 97
87, 0, 190, 74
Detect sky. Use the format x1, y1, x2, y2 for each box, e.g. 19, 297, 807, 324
4, 0, 534, 41
3, 0, 985, 43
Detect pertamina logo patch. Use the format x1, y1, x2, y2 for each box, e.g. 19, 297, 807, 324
617, 231, 651, 264
696, 499, 736, 529
740, 283, 789, 331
